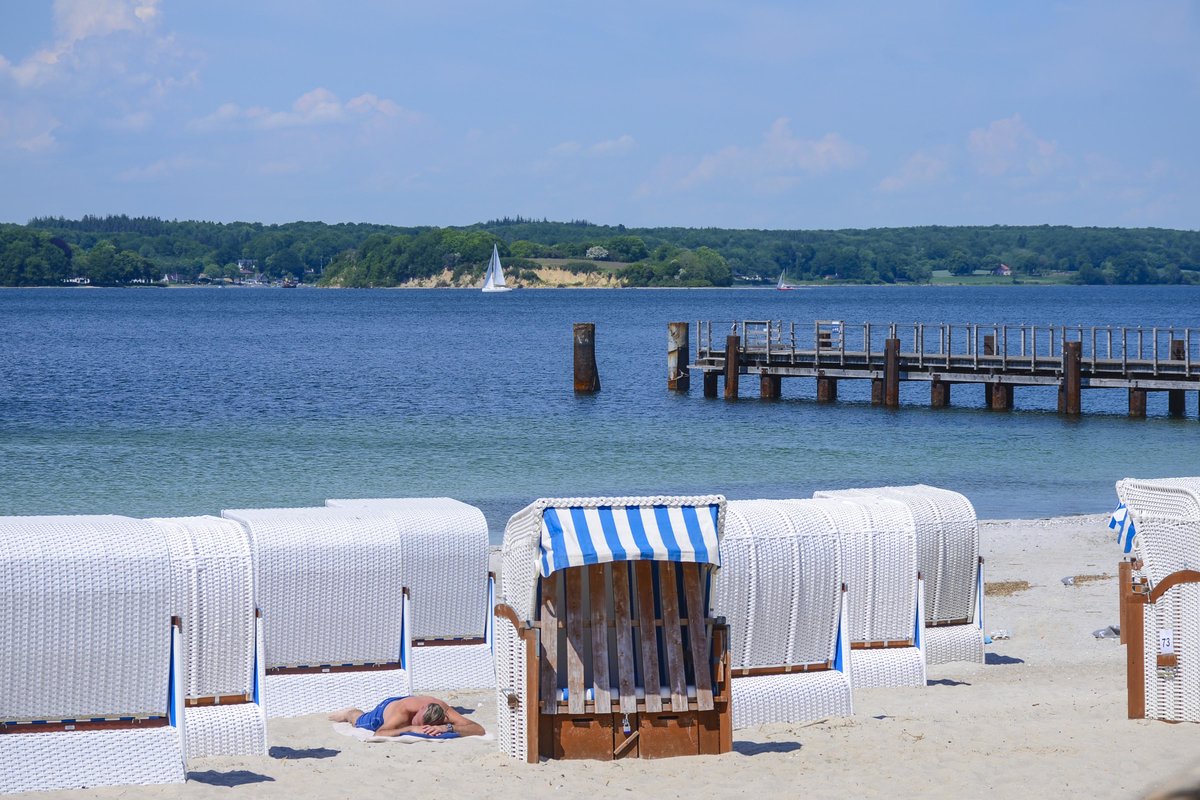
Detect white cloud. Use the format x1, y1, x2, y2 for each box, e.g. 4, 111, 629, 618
679, 118, 866, 190
116, 154, 203, 181
0, 0, 162, 88
967, 114, 1060, 178
589, 134, 635, 156
193, 88, 421, 131
0, 109, 61, 152
877, 152, 949, 193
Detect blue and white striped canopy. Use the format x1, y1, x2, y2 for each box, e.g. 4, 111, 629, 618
1110, 502, 1137, 554
538, 504, 722, 577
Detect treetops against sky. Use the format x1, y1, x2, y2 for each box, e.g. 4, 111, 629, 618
1, 2, 1197, 232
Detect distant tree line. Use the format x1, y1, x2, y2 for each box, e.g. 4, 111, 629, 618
1, 215, 1197, 288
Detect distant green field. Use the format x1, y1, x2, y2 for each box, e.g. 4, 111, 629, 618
929, 269, 1072, 286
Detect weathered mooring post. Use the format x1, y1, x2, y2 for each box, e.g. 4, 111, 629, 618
1058, 340, 1082, 415
703, 371, 719, 398
573, 323, 600, 393
724, 335, 740, 400
760, 371, 781, 400
983, 335, 1013, 410
1129, 388, 1147, 418
930, 376, 951, 408
817, 374, 837, 402
884, 338, 900, 407
1169, 339, 1187, 417
667, 322, 690, 392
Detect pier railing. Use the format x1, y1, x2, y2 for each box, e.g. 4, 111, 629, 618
697, 320, 1200, 379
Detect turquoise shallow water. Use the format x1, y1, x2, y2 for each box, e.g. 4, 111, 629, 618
1, 285, 1197, 540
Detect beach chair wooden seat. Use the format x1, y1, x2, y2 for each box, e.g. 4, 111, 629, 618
818, 485, 984, 666
325, 498, 495, 691
1113, 477, 1200, 722
221, 506, 412, 718
810, 492, 927, 688
148, 515, 267, 760
0, 515, 186, 793
494, 496, 731, 762
714, 500, 853, 729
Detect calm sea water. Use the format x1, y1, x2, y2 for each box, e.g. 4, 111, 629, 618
1, 285, 1197, 540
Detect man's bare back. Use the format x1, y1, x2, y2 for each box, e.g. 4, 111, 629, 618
329, 695, 485, 738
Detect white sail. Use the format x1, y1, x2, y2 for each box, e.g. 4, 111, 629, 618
482, 244, 512, 292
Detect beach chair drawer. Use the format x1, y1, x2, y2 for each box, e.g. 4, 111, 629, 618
541, 710, 725, 760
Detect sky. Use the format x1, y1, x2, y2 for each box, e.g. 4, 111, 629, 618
1, 1, 1197, 230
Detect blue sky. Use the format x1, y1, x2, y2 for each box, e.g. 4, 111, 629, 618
1, 1, 1197, 230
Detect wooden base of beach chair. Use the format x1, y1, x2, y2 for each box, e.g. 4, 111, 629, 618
540, 708, 729, 760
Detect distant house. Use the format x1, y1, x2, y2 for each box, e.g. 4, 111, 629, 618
993, 263, 1013, 277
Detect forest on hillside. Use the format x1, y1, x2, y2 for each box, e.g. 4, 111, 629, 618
1, 214, 1198, 287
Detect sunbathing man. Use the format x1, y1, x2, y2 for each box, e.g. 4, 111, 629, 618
329, 695, 485, 738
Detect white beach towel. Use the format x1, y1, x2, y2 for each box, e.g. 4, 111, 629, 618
331, 722, 493, 744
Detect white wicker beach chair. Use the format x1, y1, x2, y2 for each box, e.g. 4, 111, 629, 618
817, 485, 984, 666
494, 496, 732, 762
807, 493, 927, 689
325, 498, 494, 691
148, 516, 267, 760
713, 500, 853, 729
1113, 477, 1200, 722
221, 507, 413, 718
0, 515, 186, 793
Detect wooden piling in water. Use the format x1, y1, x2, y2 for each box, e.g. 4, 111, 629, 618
817, 375, 837, 403
573, 323, 601, 394
930, 377, 950, 408
724, 335, 740, 400
871, 379, 884, 405
667, 322, 690, 392
1169, 340, 1187, 417
1059, 341, 1082, 415
1129, 388, 1147, 418
703, 371, 719, 398
983, 335, 1012, 410
760, 372, 781, 400
884, 338, 900, 407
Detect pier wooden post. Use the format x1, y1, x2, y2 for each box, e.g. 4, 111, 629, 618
982, 335, 1012, 410
884, 338, 900, 407
1129, 388, 1147, 418
667, 322, 690, 392
817, 375, 838, 403
930, 377, 950, 408
573, 323, 601, 394
724, 335, 740, 400
760, 372, 781, 400
703, 371, 719, 398
1169, 339, 1186, 417
1058, 341, 1082, 415
871, 379, 884, 405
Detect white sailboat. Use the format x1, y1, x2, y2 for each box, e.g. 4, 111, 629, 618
481, 244, 512, 293
776, 270, 795, 291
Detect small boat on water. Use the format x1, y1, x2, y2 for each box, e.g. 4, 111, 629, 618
777, 271, 796, 291
482, 244, 512, 293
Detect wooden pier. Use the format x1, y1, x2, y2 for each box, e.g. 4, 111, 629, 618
684, 320, 1200, 418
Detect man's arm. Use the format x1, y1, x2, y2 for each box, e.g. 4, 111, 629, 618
439, 704, 484, 737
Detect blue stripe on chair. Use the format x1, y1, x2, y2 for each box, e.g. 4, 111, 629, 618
1109, 503, 1137, 554
539, 503, 721, 576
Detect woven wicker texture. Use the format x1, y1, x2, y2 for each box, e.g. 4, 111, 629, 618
801, 496, 918, 643
716, 499, 843, 669
848, 646, 927, 689
1141, 583, 1200, 722
1115, 479, 1200, 585
730, 671, 852, 729
924, 624, 985, 665
183, 702, 268, 759
493, 614, 528, 761
0, 515, 172, 721
410, 643, 495, 692
0, 727, 184, 793
222, 506, 409, 667
500, 495, 726, 623
819, 485, 978, 625
325, 498, 490, 639
263, 668, 411, 718
150, 516, 256, 698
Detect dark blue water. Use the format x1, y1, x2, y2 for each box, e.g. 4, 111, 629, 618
1, 285, 1197, 539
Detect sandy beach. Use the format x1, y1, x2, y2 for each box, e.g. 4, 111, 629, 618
12, 514, 1200, 800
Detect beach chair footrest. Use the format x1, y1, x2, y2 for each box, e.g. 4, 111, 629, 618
539, 708, 728, 760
